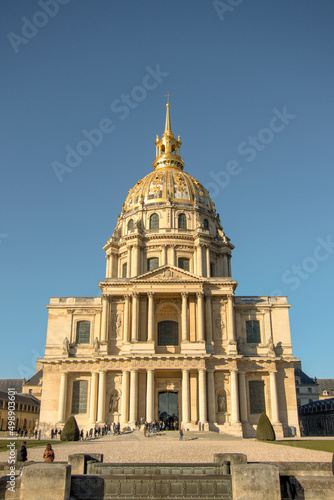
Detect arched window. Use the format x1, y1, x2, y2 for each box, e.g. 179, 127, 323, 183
150, 213, 159, 229
127, 219, 134, 231
203, 219, 209, 230
76, 321, 90, 344
158, 321, 178, 346
147, 257, 159, 271
178, 257, 190, 271
178, 213, 187, 229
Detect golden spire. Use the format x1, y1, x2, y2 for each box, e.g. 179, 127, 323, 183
164, 93, 172, 133
153, 97, 184, 171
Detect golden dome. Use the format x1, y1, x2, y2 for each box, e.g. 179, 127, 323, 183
124, 168, 215, 213
124, 101, 215, 214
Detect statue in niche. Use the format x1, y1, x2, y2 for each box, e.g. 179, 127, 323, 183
109, 391, 119, 413
63, 337, 69, 355
116, 313, 122, 335
267, 337, 275, 356
93, 337, 99, 353
217, 393, 227, 413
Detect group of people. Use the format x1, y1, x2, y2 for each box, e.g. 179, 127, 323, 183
16, 441, 55, 463
142, 419, 179, 436
50, 428, 62, 439
17, 428, 38, 439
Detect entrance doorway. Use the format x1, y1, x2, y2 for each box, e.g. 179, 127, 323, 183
158, 391, 178, 429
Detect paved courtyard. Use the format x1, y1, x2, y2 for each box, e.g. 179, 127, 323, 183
2, 431, 332, 464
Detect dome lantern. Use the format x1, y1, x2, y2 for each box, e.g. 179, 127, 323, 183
153, 96, 184, 171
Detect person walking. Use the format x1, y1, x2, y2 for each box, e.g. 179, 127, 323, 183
179, 428, 184, 441
17, 441, 27, 462
43, 443, 55, 462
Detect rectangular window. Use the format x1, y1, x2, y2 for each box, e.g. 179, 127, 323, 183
147, 257, 159, 271
246, 320, 261, 343
71, 380, 88, 414
178, 257, 190, 271
122, 263, 127, 278
308, 388, 312, 394
249, 380, 265, 414
76, 321, 90, 344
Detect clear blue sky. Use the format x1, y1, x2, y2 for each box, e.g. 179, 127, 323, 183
1, 0, 333, 379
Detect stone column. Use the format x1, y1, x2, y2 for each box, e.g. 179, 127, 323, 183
146, 370, 154, 422
171, 245, 176, 266
123, 294, 130, 343
181, 292, 188, 342
270, 371, 280, 424
182, 369, 190, 425
161, 245, 167, 266
132, 244, 139, 277
239, 372, 248, 423
198, 369, 208, 424
106, 255, 110, 278
222, 254, 228, 277
57, 372, 68, 423
109, 254, 115, 278
206, 246, 210, 277
207, 369, 216, 424
196, 292, 205, 341
100, 295, 109, 342
196, 245, 203, 276
147, 292, 154, 342
228, 256, 232, 277
230, 370, 240, 424
89, 372, 99, 424
227, 295, 236, 342
205, 294, 213, 343
127, 245, 131, 278
131, 292, 139, 342
121, 370, 130, 425
129, 370, 138, 425
97, 371, 106, 424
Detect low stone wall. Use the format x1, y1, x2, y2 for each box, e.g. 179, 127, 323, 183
71, 474, 232, 500
0, 452, 333, 499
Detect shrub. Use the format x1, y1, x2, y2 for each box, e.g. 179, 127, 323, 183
60, 416, 80, 441
256, 412, 276, 441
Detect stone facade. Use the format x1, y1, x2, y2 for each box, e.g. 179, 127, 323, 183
38, 103, 299, 438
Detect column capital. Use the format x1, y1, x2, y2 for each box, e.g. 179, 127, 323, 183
146, 368, 154, 373
198, 367, 206, 373
102, 294, 109, 300
196, 291, 205, 298
181, 291, 188, 298
132, 291, 139, 298
147, 291, 155, 298
124, 293, 131, 300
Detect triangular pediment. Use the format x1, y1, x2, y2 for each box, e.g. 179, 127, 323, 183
132, 265, 204, 282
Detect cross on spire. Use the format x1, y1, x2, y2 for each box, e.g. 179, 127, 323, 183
165, 93, 171, 105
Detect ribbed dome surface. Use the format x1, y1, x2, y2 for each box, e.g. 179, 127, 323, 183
124, 167, 215, 214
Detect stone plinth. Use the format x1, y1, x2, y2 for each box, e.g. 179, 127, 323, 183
68, 453, 103, 475
20, 463, 71, 500
232, 463, 280, 500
